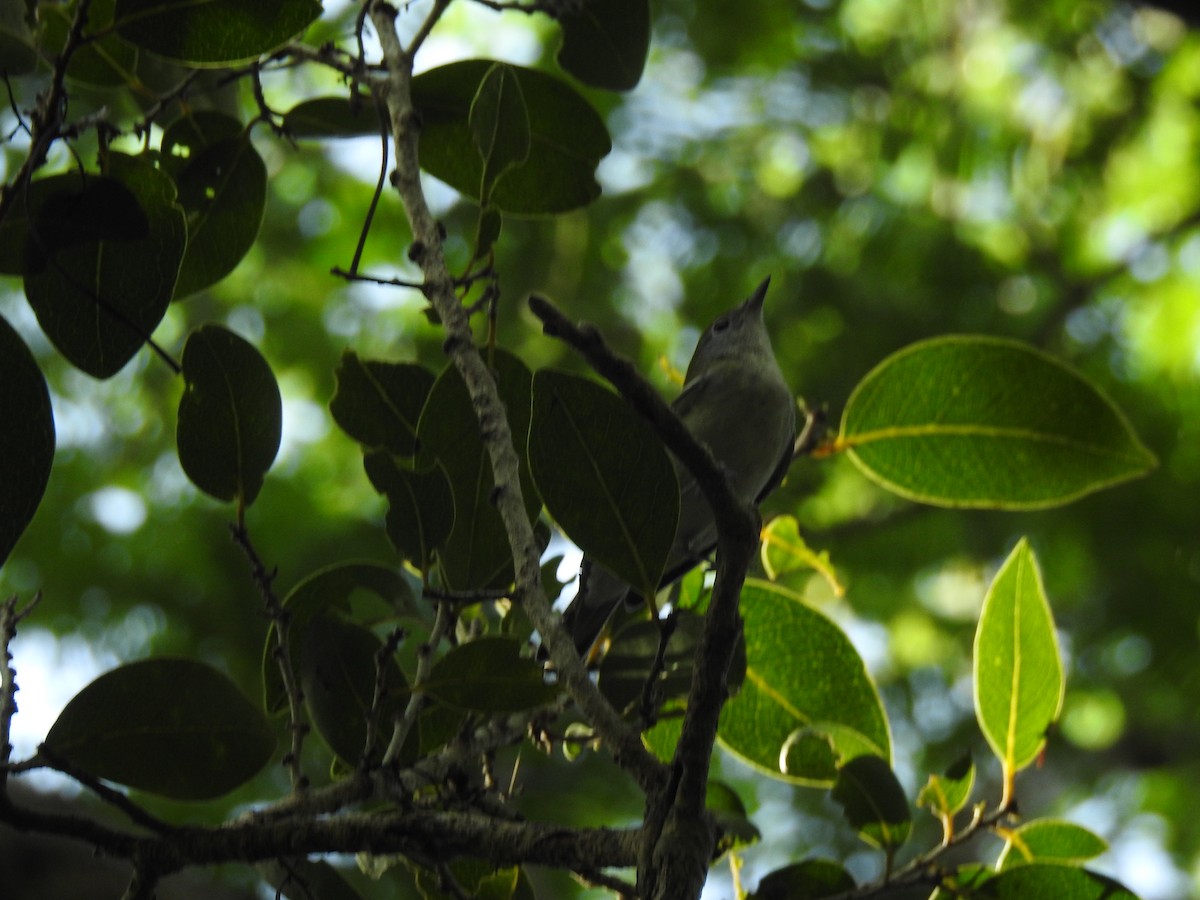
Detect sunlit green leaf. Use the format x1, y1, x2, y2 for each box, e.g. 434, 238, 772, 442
0, 315, 55, 568
998, 819, 1108, 870
917, 753, 975, 820
44, 658, 274, 800
718, 580, 890, 785
974, 539, 1064, 793
972, 863, 1137, 899
529, 369, 678, 598
177, 324, 281, 505
840, 337, 1157, 508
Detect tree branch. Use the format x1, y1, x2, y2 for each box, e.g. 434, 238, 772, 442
526, 295, 761, 900
365, 0, 662, 794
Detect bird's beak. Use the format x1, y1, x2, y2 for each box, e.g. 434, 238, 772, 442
747, 276, 771, 312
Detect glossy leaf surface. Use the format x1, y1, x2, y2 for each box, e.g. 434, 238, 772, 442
975, 539, 1064, 780
840, 337, 1156, 508
718, 581, 890, 785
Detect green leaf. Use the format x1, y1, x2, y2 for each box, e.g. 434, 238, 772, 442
424, 637, 556, 713
24, 154, 185, 377
43, 658, 275, 800
917, 753, 976, 820
973, 864, 1137, 899
416, 348, 538, 591
177, 324, 281, 505
263, 561, 421, 714
707, 780, 761, 854
0, 315, 55, 567
718, 580, 891, 785
330, 352, 436, 456
469, 63, 531, 204
168, 126, 266, 298
997, 819, 1108, 870
282, 94, 384, 138
160, 110, 246, 177
749, 859, 856, 900
413, 60, 610, 214
831, 755, 912, 852
113, 0, 321, 66
299, 613, 408, 765
760, 514, 844, 595
555, 0, 649, 91
839, 336, 1157, 508
974, 539, 1064, 791
363, 452, 455, 569
528, 369, 678, 599
0, 174, 149, 275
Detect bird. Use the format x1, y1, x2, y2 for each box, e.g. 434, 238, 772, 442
557, 277, 796, 659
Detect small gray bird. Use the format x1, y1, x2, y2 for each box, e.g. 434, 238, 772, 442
559, 278, 796, 658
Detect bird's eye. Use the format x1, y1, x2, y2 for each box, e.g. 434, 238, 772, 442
712, 316, 730, 333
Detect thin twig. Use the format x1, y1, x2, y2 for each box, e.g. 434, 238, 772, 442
229, 522, 309, 792
383, 601, 453, 765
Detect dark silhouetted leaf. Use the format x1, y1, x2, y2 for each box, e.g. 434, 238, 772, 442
159, 114, 255, 300
832, 755, 912, 852
263, 561, 422, 714
470, 63, 531, 203
44, 658, 275, 800
283, 94, 384, 138
750, 859, 856, 900
416, 349, 538, 590
177, 324, 281, 505
24, 154, 185, 377
0, 315, 55, 567
114, 0, 321, 65
424, 637, 556, 713
364, 452, 454, 568
413, 60, 610, 214
529, 369, 678, 598
556, 0, 649, 91
330, 352, 436, 455
299, 613, 408, 765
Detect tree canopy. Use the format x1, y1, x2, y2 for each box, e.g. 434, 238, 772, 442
1, 1, 1197, 899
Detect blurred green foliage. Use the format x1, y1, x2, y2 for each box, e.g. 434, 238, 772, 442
2, 0, 1198, 897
